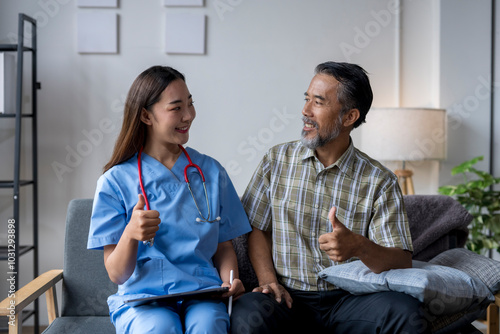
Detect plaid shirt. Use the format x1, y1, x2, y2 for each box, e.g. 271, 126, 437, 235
242, 140, 412, 291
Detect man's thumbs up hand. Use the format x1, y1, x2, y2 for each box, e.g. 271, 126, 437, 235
319, 206, 360, 262
328, 207, 343, 230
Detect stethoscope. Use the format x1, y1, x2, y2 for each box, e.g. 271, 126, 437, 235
138, 145, 221, 247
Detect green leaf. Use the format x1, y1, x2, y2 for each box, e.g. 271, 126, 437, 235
438, 186, 456, 196
487, 215, 500, 233
469, 188, 484, 199
482, 238, 499, 250
469, 168, 494, 182
487, 201, 500, 212
467, 239, 483, 254
453, 184, 470, 195
451, 156, 483, 175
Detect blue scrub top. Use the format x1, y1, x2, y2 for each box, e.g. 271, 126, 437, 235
87, 147, 251, 313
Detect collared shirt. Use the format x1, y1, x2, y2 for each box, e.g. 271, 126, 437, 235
242, 140, 412, 291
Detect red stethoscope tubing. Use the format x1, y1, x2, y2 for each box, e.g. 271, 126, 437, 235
179, 145, 205, 183
137, 146, 151, 211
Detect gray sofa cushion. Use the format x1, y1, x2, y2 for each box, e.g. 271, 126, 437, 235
42, 316, 115, 334
232, 233, 258, 292
430, 248, 500, 293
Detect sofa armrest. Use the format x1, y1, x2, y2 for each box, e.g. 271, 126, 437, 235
0, 269, 63, 334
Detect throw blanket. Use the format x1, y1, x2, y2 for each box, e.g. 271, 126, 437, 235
404, 195, 472, 261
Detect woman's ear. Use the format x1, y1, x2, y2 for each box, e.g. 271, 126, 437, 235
140, 108, 152, 125
343, 108, 360, 128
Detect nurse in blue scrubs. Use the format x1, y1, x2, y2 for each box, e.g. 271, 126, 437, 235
87, 66, 251, 333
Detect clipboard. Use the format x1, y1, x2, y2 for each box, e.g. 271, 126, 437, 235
124, 287, 229, 307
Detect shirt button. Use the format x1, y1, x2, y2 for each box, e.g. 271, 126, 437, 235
314, 204, 319, 209
312, 232, 316, 237
315, 259, 320, 263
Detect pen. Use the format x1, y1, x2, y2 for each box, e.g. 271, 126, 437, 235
228, 270, 234, 316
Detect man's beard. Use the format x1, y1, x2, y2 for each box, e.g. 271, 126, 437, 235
300, 115, 343, 149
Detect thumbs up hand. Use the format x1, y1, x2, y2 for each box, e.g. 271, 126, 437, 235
124, 194, 161, 242
318, 207, 360, 262
328, 206, 341, 230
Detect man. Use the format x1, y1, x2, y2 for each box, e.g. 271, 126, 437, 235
231, 62, 430, 334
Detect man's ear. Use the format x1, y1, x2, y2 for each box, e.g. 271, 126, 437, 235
343, 108, 360, 128
140, 108, 152, 125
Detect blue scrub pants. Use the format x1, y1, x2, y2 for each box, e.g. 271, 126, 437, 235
230, 289, 432, 334
112, 299, 229, 334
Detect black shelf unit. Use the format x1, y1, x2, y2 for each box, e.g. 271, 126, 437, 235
0, 14, 39, 333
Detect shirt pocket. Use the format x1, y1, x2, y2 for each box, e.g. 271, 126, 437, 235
342, 209, 369, 235
126, 257, 164, 294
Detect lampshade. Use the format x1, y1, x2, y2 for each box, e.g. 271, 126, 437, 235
359, 108, 447, 161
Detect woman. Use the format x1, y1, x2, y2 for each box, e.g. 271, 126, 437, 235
87, 66, 251, 333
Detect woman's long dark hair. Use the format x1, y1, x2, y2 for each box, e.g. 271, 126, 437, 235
103, 66, 185, 173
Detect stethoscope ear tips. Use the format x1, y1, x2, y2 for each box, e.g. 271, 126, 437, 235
216, 216, 221, 221
196, 218, 201, 222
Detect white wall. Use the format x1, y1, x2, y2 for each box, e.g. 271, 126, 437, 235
0, 0, 496, 326
439, 0, 493, 184
385, 0, 443, 194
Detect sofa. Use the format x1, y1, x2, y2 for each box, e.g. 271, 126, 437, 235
0, 195, 498, 334
232, 195, 500, 334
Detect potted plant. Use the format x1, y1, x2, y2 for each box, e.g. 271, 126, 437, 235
438, 156, 500, 254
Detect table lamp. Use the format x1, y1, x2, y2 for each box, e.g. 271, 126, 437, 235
359, 108, 447, 195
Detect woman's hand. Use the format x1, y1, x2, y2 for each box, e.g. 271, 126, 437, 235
222, 278, 245, 300
104, 194, 161, 284
124, 194, 161, 242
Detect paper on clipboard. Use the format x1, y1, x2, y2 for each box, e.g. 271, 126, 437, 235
124, 287, 229, 307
